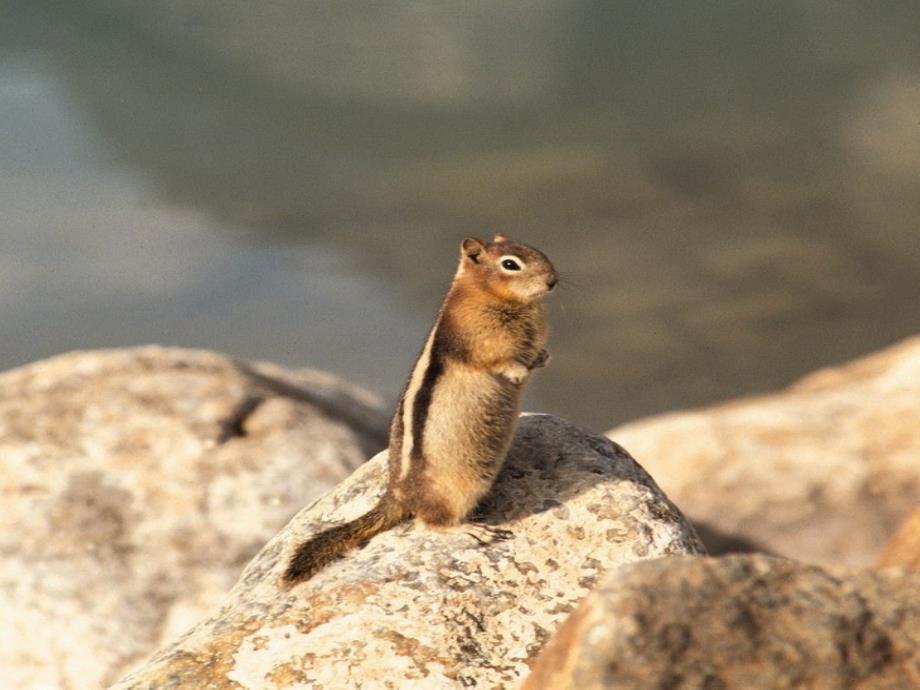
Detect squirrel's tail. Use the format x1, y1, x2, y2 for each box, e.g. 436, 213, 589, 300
282, 495, 408, 584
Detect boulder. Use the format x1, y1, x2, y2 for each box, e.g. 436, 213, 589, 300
877, 505, 920, 570
523, 554, 920, 690
609, 336, 920, 567
112, 414, 704, 690
0, 347, 388, 690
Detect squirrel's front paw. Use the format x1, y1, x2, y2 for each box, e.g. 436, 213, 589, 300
529, 348, 550, 369
498, 362, 529, 385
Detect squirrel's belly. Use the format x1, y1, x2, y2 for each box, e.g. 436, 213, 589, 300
418, 366, 522, 518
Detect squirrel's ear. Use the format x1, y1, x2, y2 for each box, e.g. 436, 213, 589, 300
461, 237, 486, 262
492, 233, 508, 243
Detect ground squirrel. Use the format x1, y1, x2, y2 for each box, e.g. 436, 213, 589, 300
283, 234, 557, 583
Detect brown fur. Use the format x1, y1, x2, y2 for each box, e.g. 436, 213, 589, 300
282, 235, 556, 584
283, 496, 407, 582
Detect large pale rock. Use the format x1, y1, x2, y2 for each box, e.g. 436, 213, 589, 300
0, 347, 388, 690
609, 336, 920, 567
523, 554, 920, 690
112, 414, 704, 690
878, 505, 920, 571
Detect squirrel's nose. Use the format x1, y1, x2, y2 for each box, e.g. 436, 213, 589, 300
546, 276, 558, 290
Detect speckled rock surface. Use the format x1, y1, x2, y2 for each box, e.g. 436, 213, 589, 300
609, 336, 920, 567
522, 554, 920, 690
878, 505, 920, 570
0, 347, 388, 690
112, 414, 704, 690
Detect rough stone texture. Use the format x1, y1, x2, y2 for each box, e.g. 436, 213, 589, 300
0, 347, 388, 690
878, 505, 920, 571
609, 336, 920, 567
112, 414, 704, 690
523, 554, 920, 690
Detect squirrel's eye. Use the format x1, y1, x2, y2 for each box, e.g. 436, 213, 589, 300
501, 259, 521, 271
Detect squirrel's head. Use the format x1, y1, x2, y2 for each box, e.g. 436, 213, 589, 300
458, 234, 558, 303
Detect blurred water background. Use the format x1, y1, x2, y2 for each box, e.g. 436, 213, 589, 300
2, 1, 919, 430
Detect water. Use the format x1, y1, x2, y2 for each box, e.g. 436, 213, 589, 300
2, 1, 919, 431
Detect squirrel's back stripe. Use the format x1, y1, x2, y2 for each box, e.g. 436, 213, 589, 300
397, 324, 438, 480
410, 324, 445, 467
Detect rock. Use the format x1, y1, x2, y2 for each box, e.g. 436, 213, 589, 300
0, 347, 388, 690
111, 414, 704, 690
878, 505, 920, 570
609, 336, 920, 567
523, 554, 920, 690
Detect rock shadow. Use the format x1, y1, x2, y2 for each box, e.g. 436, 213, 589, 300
471, 414, 693, 532
232, 360, 389, 457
